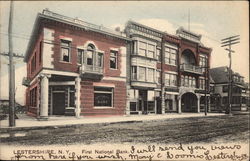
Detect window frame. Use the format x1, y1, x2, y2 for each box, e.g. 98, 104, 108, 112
131, 66, 137, 80
165, 73, 177, 87
165, 47, 177, 66
199, 78, 205, 90
110, 50, 118, 69
138, 66, 146, 82
77, 49, 84, 65
60, 39, 71, 63
94, 87, 114, 108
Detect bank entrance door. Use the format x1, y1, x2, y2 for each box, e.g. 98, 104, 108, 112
52, 92, 65, 115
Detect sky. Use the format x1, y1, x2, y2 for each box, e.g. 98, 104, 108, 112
0, 1, 249, 104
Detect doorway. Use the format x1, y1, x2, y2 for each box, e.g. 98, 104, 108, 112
181, 92, 197, 112
139, 90, 148, 114
52, 92, 65, 115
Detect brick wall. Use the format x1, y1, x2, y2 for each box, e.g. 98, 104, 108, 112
43, 20, 126, 77
26, 78, 40, 117
80, 80, 126, 116
27, 28, 44, 80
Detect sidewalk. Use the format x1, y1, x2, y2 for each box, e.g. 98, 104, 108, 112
0, 113, 225, 132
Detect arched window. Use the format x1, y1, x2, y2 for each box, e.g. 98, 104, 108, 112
86, 44, 95, 65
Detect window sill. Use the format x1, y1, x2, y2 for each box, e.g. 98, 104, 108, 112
94, 106, 114, 109
65, 107, 75, 109
59, 61, 72, 64
164, 63, 177, 67
110, 68, 118, 70
165, 85, 178, 87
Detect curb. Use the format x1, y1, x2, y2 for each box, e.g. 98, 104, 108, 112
0, 114, 232, 133
0, 120, 143, 133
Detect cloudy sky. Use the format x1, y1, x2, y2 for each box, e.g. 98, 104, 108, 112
0, 1, 249, 104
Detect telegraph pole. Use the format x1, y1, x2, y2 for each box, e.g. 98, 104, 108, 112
8, 0, 15, 127
221, 35, 240, 115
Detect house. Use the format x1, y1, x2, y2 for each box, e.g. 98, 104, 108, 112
125, 22, 212, 115
23, 9, 129, 120
210, 66, 248, 111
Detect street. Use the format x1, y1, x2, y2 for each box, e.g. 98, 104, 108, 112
0, 113, 249, 146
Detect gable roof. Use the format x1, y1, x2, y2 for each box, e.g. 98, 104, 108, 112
210, 66, 229, 83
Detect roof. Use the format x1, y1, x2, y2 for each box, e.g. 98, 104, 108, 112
210, 66, 229, 83
210, 66, 246, 85
126, 20, 164, 36
209, 74, 215, 83
24, 9, 130, 62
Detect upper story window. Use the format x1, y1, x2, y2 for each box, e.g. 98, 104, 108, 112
77, 49, 84, 64
199, 55, 207, 72
147, 44, 155, 59
138, 41, 147, 56
86, 44, 95, 65
156, 48, 161, 61
156, 70, 161, 84
131, 66, 137, 80
132, 66, 156, 83
165, 73, 177, 87
97, 53, 103, 67
199, 78, 205, 89
148, 68, 155, 82
182, 75, 196, 88
61, 40, 71, 62
39, 41, 42, 64
31, 54, 36, 73
165, 47, 177, 65
138, 66, 146, 81
137, 41, 156, 59
110, 50, 117, 69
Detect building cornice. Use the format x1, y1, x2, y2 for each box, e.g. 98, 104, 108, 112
24, 9, 131, 62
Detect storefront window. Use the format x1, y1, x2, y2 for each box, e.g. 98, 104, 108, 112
94, 87, 113, 107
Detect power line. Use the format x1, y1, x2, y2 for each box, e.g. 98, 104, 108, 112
221, 35, 240, 115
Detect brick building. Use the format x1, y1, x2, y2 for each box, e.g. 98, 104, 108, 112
23, 9, 129, 119
125, 21, 212, 115
24, 9, 213, 119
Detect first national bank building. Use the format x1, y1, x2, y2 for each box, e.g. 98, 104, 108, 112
23, 9, 212, 119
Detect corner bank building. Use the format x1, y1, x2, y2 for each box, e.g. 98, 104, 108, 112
125, 21, 212, 115
24, 9, 212, 119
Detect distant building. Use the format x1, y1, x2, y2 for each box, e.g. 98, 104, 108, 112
210, 66, 248, 111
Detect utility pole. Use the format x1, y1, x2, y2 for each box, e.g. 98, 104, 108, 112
188, 8, 190, 31
8, 0, 15, 127
221, 35, 240, 115
204, 66, 208, 116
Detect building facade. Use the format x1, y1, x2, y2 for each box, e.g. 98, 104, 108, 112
125, 21, 212, 115
24, 9, 214, 119
23, 9, 129, 119
210, 66, 249, 111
